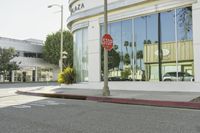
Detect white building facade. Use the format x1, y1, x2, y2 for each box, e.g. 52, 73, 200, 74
67, 0, 200, 84
0, 37, 59, 83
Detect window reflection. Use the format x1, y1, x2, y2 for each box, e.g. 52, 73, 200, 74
101, 20, 133, 81
100, 6, 194, 82
160, 10, 176, 81
134, 14, 158, 81
134, 16, 146, 81
122, 20, 133, 81
176, 7, 194, 80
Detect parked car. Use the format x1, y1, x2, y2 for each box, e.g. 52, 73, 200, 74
163, 72, 194, 81
108, 76, 133, 81
108, 77, 121, 81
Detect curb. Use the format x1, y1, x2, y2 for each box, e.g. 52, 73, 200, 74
87, 96, 200, 109
16, 91, 87, 100
16, 90, 200, 110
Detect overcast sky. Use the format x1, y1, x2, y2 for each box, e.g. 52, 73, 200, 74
0, 0, 70, 41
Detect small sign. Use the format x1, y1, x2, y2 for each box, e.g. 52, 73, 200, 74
155, 49, 170, 57
102, 34, 113, 51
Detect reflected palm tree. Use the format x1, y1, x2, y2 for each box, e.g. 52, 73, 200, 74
147, 40, 151, 44
113, 45, 118, 50
136, 50, 143, 70
124, 53, 130, 65
124, 41, 129, 53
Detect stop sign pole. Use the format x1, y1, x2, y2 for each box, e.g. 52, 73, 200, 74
102, 0, 110, 96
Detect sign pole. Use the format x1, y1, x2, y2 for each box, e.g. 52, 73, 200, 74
103, 0, 110, 96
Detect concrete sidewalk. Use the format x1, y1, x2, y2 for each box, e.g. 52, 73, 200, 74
17, 86, 200, 102
16, 85, 200, 109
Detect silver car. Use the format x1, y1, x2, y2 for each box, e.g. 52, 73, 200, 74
163, 72, 194, 81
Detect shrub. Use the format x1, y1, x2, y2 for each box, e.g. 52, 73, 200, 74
58, 67, 76, 84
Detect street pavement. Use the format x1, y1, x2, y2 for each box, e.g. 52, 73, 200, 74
1, 97, 200, 133
1, 83, 200, 133
0, 82, 58, 108
0, 86, 47, 108
0, 82, 58, 89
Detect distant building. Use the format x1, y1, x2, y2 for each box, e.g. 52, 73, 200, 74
0, 37, 59, 83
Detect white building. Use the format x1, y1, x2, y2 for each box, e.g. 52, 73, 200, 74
67, 0, 200, 86
0, 37, 59, 82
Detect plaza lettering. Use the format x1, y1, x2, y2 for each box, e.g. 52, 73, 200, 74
71, 3, 85, 13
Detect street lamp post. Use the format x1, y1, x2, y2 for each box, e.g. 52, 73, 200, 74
102, 0, 110, 96
48, 4, 64, 72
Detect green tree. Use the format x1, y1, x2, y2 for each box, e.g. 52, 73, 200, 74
0, 47, 19, 81
43, 31, 73, 67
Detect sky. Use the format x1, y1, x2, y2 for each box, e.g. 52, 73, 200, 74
0, 0, 70, 41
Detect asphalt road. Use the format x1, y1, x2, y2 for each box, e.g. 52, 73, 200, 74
1, 94, 200, 133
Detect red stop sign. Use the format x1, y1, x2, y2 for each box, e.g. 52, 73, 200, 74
102, 34, 113, 51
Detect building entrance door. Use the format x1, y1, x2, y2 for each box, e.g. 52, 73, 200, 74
22, 72, 26, 82
32, 70, 36, 82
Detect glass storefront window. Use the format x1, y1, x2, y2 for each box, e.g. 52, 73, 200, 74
73, 28, 88, 82
122, 20, 133, 81
135, 14, 158, 81
101, 20, 133, 81
160, 10, 176, 81
134, 16, 147, 81
176, 7, 194, 81
100, 6, 194, 82
109, 21, 122, 80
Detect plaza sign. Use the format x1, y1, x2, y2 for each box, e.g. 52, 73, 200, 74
70, 3, 85, 14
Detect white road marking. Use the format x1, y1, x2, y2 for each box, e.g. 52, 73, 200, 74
29, 103, 45, 107
12, 105, 31, 109
0, 87, 66, 109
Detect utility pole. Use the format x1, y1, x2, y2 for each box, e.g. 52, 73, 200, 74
60, 5, 64, 72
102, 0, 110, 96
